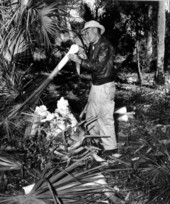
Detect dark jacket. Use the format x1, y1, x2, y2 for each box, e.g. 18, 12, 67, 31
81, 36, 115, 85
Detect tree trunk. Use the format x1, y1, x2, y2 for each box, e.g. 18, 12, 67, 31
135, 18, 143, 85
136, 40, 143, 85
154, 1, 166, 85
146, 33, 153, 60
146, 5, 153, 72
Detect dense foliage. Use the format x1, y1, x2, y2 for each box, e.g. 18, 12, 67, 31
1, 1, 170, 204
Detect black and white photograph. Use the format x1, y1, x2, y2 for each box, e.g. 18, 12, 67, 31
0, 0, 170, 203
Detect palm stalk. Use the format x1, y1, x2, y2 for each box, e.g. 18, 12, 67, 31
0, 0, 78, 137
7, 44, 79, 120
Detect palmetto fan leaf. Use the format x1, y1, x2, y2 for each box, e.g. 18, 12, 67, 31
0, 152, 22, 171
142, 160, 170, 203
38, 4, 59, 49
0, 57, 19, 113
0, 156, 112, 204
1, 0, 71, 56
130, 136, 170, 203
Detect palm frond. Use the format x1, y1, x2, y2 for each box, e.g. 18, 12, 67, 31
126, 135, 170, 203
0, 152, 22, 171
1, 0, 71, 55
0, 154, 113, 204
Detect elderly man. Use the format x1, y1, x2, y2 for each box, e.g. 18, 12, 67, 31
69, 20, 117, 156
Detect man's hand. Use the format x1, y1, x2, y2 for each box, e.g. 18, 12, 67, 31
68, 54, 81, 64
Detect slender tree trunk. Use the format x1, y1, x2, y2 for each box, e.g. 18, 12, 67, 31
146, 33, 153, 59
136, 40, 143, 85
146, 5, 153, 72
135, 19, 143, 85
154, 1, 166, 85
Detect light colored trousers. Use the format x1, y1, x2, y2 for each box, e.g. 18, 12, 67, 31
86, 82, 117, 150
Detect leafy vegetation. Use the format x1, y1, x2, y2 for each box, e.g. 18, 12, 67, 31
1, 0, 170, 204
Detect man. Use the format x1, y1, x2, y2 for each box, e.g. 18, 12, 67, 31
69, 20, 117, 155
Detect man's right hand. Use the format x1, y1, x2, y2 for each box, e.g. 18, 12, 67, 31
68, 54, 81, 64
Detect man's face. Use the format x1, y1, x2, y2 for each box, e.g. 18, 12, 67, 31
84, 27, 98, 44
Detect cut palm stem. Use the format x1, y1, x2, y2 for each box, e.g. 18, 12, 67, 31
7, 44, 79, 119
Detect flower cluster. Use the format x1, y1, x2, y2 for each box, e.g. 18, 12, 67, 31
31, 97, 78, 140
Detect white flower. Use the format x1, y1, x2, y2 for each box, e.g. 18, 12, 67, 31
34, 105, 48, 118
41, 112, 55, 122
68, 113, 78, 127
32, 97, 78, 141
46, 112, 55, 121
56, 97, 70, 116
57, 97, 69, 109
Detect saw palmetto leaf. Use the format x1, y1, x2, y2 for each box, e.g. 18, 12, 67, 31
1, 0, 73, 56
0, 0, 79, 139
0, 195, 47, 204
126, 135, 170, 204
0, 154, 113, 204
38, 4, 58, 49
0, 152, 22, 171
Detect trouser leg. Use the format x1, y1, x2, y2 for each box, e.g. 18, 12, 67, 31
98, 100, 117, 150
86, 82, 117, 151
86, 101, 99, 135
